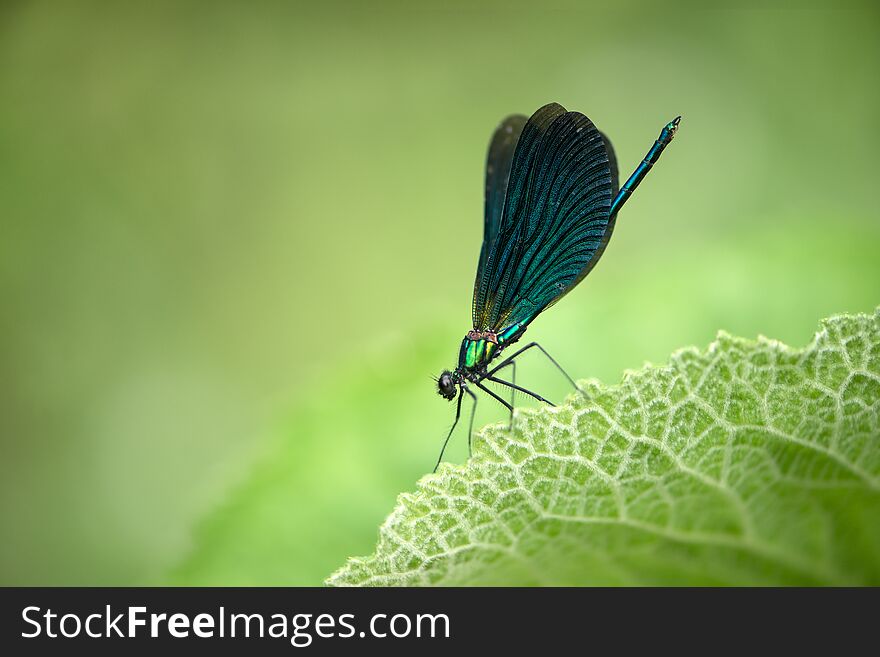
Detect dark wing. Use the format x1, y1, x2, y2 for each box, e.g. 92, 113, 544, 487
473, 114, 527, 324
472, 102, 616, 334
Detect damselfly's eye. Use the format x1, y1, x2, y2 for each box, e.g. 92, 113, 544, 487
437, 371, 457, 400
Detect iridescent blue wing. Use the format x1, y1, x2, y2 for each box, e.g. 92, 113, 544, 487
472, 103, 616, 334
472, 103, 566, 327
472, 114, 528, 325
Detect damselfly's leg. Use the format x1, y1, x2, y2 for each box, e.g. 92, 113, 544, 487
433, 389, 463, 473
491, 359, 518, 429
509, 360, 516, 413
509, 360, 516, 428
464, 386, 478, 457
486, 376, 554, 407
473, 380, 515, 454
610, 116, 680, 219
488, 342, 581, 394
475, 381, 513, 417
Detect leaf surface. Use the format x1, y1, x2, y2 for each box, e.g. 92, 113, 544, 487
329, 310, 880, 585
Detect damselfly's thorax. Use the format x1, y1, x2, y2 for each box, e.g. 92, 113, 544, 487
467, 329, 498, 343
459, 329, 500, 372
437, 329, 510, 400
458, 324, 527, 372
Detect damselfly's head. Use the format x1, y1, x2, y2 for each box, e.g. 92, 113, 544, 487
437, 370, 458, 400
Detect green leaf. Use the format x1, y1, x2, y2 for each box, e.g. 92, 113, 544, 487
328, 309, 880, 586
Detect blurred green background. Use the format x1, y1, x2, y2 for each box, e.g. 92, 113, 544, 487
1, 0, 878, 585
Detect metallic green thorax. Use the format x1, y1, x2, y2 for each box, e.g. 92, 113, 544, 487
457, 322, 526, 371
